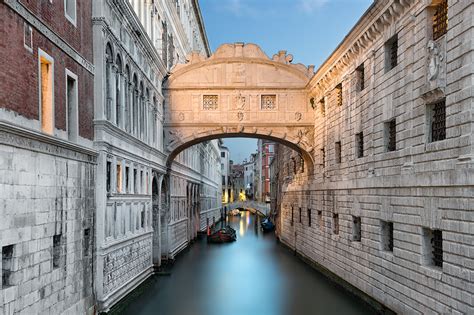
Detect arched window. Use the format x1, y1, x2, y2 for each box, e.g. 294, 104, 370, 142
115, 54, 122, 127
124, 65, 131, 132
132, 74, 138, 136
105, 43, 114, 120
139, 82, 144, 140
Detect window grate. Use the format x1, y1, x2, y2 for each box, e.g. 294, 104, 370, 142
203, 95, 218, 110
356, 132, 364, 158
353, 216, 361, 242
390, 37, 398, 69
356, 63, 365, 91
321, 147, 325, 167
333, 213, 339, 235
335, 84, 342, 107
431, 100, 446, 142
433, 0, 448, 40
320, 98, 326, 116
335, 141, 341, 164
432, 230, 443, 267
261, 95, 276, 110
387, 222, 394, 251
387, 119, 396, 151
307, 209, 312, 227
291, 206, 294, 226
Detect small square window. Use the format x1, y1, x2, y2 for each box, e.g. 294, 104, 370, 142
352, 216, 361, 242
320, 147, 325, 167
355, 132, 364, 158
356, 63, 365, 91
335, 141, 341, 164
432, 0, 448, 40
427, 99, 446, 142
65, 0, 77, 26
332, 213, 339, 235
385, 119, 397, 152
24, 22, 33, 52
381, 221, 393, 252
422, 228, 443, 268
335, 84, 342, 107
261, 95, 276, 110
203, 95, 218, 110
385, 34, 398, 72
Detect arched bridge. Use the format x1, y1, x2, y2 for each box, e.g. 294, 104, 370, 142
224, 201, 271, 217
163, 43, 316, 173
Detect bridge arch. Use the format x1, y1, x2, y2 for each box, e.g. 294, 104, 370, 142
163, 43, 316, 174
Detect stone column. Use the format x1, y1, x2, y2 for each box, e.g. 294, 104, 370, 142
110, 65, 117, 123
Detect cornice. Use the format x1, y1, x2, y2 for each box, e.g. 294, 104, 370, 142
308, 0, 416, 95
0, 121, 97, 163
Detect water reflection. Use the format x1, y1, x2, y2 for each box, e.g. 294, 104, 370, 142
121, 212, 374, 315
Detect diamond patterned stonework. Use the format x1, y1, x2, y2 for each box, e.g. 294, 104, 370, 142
261, 95, 276, 110
203, 95, 218, 110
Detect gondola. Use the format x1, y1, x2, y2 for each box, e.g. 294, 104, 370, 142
207, 225, 237, 243
261, 217, 275, 232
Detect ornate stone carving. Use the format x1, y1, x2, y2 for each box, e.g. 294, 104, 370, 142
103, 238, 152, 295
295, 112, 302, 121
237, 112, 244, 121
427, 40, 443, 81
178, 112, 185, 121
167, 129, 184, 151
295, 128, 314, 151
233, 93, 246, 110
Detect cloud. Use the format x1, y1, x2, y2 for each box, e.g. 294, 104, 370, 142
219, 0, 259, 18
299, 0, 330, 13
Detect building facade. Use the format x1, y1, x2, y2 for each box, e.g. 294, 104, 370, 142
220, 145, 231, 204
257, 139, 275, 202
277, 0, 474, 313
0, 0, 96, 314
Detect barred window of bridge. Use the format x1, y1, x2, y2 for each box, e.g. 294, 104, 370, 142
335, 141, 341, 164
332, 213, 339, 235
261, 95, 276, 110
432, 230, 443, 268
203, 95, 218, 110
2, 245, 14, 287
381, 221, 393, 252
321, 147, 325, 167
352, 216, 361, 242
422, 228, 443, 268
433, 0, 448, 40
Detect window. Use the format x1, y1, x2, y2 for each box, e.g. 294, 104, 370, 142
320, 98, 326, 116
291, 206, 294, 226
307, 209, 312, 227
141, 206, 145, 229
356, 63, 365, 91
203, 95, 218, 110
332, 213, 339, 235
385, 34, 398, 72
52, 234, 62, 268
299, 207, 302, 223
335, 84, 342, 107
428, 99, 446, 142
335, 141, 341, 164
116, 163, 122, 193
355, 132, 364, 158
422, 228, 443, 268
64, 0, 77, 26
385, 119, 397, 152
24, 22, 33, 52
432, 0, 448, 40
321, 147, 325, 166
140, 171, 144, 194
318, 210, 323, 230
106, 161, 111, 193
66, 70, 78, 141
83, 229, 90, 258
261, 95, 276, 110
39, 49, 54, 135
381, 221, 394, 252
352, 216, 361, 242
134, 169, 138, 194
125, 166, 130, 193
2, 245, 14, 288
221, 152, 225, 158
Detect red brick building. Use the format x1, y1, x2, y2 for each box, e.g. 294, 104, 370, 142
0, 1, 95, 314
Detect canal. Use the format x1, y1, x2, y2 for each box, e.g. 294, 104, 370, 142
121, 211, 375, 315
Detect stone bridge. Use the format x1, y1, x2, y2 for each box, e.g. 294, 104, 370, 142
224, 200, 271, 217
163, 43, 316, 173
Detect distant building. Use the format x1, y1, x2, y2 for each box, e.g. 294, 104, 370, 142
220, 145, 231, 203
257, 139, 276, 202
231, 164, 246, 201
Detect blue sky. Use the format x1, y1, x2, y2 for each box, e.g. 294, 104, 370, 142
199, 0, 373, 163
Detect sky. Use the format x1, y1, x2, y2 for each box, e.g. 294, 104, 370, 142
199, 0, 373, 163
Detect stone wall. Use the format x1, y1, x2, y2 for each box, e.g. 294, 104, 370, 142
277, 0, 474, 313
0, 125, 96, 315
